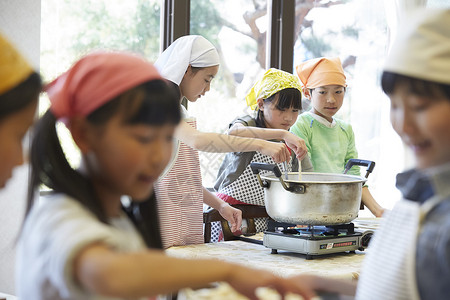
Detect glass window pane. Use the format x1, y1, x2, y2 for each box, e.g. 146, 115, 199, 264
41, 0, 160, 83
40, 0, 160, 170
427, 0, 450, 8
190, 0, 268, 187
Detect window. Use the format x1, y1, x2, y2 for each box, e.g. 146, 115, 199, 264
188, 1, 400, 214
39, 0, 442, 211
189, 0, 268, 187
40, 0, 161, 168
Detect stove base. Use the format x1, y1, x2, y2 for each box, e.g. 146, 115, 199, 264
263, 230, 364, 259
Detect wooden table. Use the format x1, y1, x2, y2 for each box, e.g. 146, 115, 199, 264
166, 235, 366, 280
166, 218, 381, 299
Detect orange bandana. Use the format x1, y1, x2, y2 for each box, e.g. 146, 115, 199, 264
296, 57, 346, 89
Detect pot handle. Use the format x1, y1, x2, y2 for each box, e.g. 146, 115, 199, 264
344, 159, 375, 178
250, 162, 291, 191
250, 162, 282, 177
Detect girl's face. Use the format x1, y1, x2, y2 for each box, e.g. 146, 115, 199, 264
306, 85, 345, 122
83, 112, 176, 204
0, 100, 37, 188
389, 82, 450, 169
258, 99, 299, 130
179, 65, 219, 102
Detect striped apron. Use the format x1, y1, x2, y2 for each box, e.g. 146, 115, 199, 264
155, 119, 204, 249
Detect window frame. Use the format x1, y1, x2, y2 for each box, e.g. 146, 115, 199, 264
161, 0, 293, 68
266, 0, 295, 71
160, 0, 190, 51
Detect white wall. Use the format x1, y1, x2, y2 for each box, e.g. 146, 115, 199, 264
0, 0, 41, 294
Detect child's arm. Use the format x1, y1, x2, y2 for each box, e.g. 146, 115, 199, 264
361, 187, 385, 217
343, 125, 385, 217
74, 243, 316, 299
175, 120, 291, 163
203, 187, 242, 232
227, 123, 308, 160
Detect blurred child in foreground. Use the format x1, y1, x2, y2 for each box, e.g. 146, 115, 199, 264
16, 51, 316, 300
0, 34, 41, 190
299, 8, 450, 300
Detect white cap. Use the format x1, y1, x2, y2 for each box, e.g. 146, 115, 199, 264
154, 35, 220, 85
383, 9, 450, 85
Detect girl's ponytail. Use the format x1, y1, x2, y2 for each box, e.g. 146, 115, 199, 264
123, 195, 163, 249
26, 110, 107, 223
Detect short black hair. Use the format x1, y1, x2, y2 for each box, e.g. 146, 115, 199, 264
381, 71, 450, 100
0, 72, 42, 120
256, 88, 302, 127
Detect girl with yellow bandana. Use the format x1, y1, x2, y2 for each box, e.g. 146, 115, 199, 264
212, 68, 312, 241
0, 33, 42, 188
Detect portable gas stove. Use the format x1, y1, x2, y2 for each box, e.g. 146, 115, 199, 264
263, 221, 373, 259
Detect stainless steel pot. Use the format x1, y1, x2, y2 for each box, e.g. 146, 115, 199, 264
250, 159, 375, 225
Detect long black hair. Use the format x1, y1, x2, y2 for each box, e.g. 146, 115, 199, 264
381, 71, 450, 100
27, 79, 181, 249
0, 72, 42, 120
255, 88, 302, 127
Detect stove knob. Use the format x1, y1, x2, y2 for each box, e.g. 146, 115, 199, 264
360, 230, 374, 250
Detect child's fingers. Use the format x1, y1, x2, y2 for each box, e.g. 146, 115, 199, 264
271, 147, 289, 163
296, 149, 308, 160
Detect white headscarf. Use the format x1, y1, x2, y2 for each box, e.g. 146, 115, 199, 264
383, 9, 450, 85
154, 35, 220, 85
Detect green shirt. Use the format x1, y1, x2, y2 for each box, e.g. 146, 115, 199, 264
290, 112, 360, 176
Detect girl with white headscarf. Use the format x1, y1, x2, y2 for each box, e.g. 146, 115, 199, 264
154, 35, 307, 248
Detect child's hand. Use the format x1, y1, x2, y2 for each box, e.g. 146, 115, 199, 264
283, 132, 308, 160
219, 203, 242, 233
227, 265, 316, 300
259, 140, 291, 163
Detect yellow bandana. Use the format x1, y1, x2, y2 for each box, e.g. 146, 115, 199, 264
0, 33, 33, 95
245, 68, 302, 110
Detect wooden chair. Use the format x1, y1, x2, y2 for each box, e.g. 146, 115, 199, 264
203, 204, 270, 243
